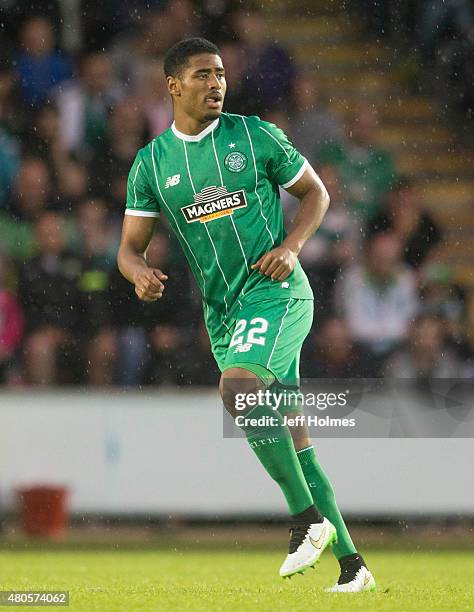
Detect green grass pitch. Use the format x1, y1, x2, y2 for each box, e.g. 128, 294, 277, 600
1, 550, 472, 611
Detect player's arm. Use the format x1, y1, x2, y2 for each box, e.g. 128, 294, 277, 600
117, 215, 168, 302
252, 164, 330, 281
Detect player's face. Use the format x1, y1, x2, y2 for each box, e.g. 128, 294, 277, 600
170, 53, 226, 122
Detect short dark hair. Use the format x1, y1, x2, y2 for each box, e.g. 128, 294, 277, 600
163, 37, 221, 77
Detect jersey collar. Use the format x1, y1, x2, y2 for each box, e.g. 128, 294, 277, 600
171, 118, 220, 142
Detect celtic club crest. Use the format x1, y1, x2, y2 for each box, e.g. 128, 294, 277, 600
224, 151, 248, 173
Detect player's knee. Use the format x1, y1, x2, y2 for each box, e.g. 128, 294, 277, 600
219, 367, 262, 417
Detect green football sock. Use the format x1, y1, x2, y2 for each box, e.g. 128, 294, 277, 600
297, 445, 357, 559
239, 405, 316, 517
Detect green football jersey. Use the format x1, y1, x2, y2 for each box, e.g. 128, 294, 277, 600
125, 112, 313, 340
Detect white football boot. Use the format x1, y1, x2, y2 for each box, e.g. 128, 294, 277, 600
325, 565, 376, 592
279, 517, 337, 578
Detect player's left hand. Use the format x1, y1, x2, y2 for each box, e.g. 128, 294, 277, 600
251, 246, 298, 281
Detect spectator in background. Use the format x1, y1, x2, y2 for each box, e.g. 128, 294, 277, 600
179, 321, 220, 386
56, 52, 123, 160
0, 157, 52, 262
0, 1, 62, 57
0, 124, 20, 209
419, 264, 472, 362
298, 164, 362, 319
135, 60, 173, 138
15, 16, 72, 109
262, 110, 293, 139
287, 71, 343, 160
76, 198, 118, 385
89, 97, 147, 214
111, 261, 151, 386
109, 15, 171, 90
166, 0, 201, 43
22, 103, 71, 196
144, 231, 194, 385
11, 157, 52, 220
319, 106, 397, 221
110, 3, 199, 92
20, 212, 81, 385
301, 317, 371, 378
87, 2, 185, 53
112, 229, 192, 386
0, 66, 22, 209
0, 65, 26, 135
368, 176, 442, 269
0, 253, 24, 384
0, 154, 82, 261
232, 8, 295, 114
386, 315, 462, 378
56, 159, 89, 211
147, 323, 184, 385
335, 230, 419, 370
219, 40, 247, 114
76, 197, 118, 259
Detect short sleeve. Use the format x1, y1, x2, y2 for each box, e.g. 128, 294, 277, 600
125, 150, 160, 217
258, 120, 308, 189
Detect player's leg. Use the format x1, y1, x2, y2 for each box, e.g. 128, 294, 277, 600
284, 408, 376, 592
219, 365, 336, 577
217, 298, 337, 577
286, 410, 358, 559
220, 366, 319, 520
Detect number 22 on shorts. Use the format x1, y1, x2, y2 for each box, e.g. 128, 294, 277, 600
229, 318, 269, 348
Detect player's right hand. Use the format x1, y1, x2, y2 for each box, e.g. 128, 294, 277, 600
133, 268, 168, 302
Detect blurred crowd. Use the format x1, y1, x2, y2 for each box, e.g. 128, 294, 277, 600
0, 1, 472, 387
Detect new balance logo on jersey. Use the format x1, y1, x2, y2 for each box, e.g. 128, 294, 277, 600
165, 174, 180, 188
181, 186, 247, 224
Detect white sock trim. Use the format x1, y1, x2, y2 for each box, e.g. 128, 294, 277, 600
296, 446, 314, 454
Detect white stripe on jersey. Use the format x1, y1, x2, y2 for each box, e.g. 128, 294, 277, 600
281, 158, 309, 189
258, 126, 309, 188
183, 138, 231, 317
211, 128, 249, 276
238, 115, 274, 245
125, 209, 159, 217
258, 126, 292, 162
132, 160, 143, 208
182, 141, 197, 194
211, 129, 224, 186
267, 298, 292, 369
229, 216, 248, 272
203, 223, 230, 315
150, 140, 210, 325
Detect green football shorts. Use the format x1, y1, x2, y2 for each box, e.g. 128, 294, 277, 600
211, 297, 314, 387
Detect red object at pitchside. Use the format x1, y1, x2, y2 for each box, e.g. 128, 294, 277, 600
17, 485, 69, 538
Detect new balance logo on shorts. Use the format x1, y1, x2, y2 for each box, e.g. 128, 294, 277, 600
165, 174, 180, 188
233, 343, 252, 353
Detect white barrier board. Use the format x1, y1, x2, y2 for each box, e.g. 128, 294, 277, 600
0, 390, 472, 515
